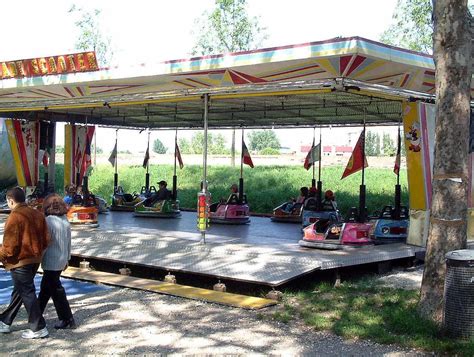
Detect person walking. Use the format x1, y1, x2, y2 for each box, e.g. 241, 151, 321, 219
39, 194, 76, 329
0, 187, 50, 339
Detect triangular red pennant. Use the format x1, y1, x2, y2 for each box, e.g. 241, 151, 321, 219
242, 140, 254, 168
142, 146, 150, 169
303, 139, 315, 171
175, 142, 184, 169
394, 132, 401, 175
341, 130, 368, 179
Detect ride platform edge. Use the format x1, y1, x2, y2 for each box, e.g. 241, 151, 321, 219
59, 266, 277, 310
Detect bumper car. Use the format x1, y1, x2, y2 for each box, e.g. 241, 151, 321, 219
299, 220, 372, 250
67, 194, 99, 229
299, 207, 372, 250
302, 197, 342, 228
26, 185, 48, 211
95, 196, 109, 213
370, 205, 409, 244
134, 195, 180, 218
209, 193, 250, 224
270, 201, 303, 223
110, 186, 148, 212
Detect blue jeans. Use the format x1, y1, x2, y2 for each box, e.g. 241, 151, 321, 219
0, 264, 46, 332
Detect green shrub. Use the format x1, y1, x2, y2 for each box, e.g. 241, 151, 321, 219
260, 147, 280, 155
48, 163, 409, 215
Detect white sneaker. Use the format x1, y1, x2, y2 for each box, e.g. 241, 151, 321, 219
0, 321, 10, 333
21, 327, 48, 339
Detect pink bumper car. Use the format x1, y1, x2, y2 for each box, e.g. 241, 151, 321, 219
299, 219, 372, 250
209, 193, 250, 225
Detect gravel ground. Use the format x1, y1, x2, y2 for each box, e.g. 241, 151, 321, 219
1, 278, 431, 356
376, 265, 424, 290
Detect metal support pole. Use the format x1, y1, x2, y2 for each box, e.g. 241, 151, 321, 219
145, 131, 150, 191
201, 93, 209, 244
173, 129, 178, 200
359, 114, 367, 223
316, 126, 323, 210
239, 128, 244, 203
394, 121, 402, 219
48, 122, 56, 192
114, 130, 118, 193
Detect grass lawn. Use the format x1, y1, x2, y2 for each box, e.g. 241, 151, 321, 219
51, 163, 409, 216
264, 278, 474, 356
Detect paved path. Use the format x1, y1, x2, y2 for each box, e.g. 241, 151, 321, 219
1, 287, 428, 355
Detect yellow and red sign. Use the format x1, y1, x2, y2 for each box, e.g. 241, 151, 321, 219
1, 51, 99, 79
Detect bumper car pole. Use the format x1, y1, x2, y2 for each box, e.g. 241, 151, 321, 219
317, 126, 323, 210
113, 130, 119, 193
358, 119, 367, 223
43, 172, 49, 194
172, 129, 178, 201
200, 93, 209, 244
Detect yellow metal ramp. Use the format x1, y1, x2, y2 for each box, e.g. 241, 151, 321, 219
60, 267, 277, 310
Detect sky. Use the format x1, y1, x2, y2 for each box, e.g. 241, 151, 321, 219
0, 0, 400, 153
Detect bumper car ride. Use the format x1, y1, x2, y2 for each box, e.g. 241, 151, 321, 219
270, 202, 302, 223
209, 203, 250, 224
299, 220, 373, 250
134, 199, 181, 218
67, 205, 99, 228
111, 186, 147, 212
370, 205, 409, 244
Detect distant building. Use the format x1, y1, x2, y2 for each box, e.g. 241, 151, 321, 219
301, 144, 353, 156
335, 146, 352, 156
279, 146, 296, 154
323, 145, 332, 156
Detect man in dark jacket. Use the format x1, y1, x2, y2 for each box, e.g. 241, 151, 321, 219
156, 180, 171, 201
0, 187, 50, 339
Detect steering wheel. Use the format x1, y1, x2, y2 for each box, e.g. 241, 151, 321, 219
380, 205, 393, 218
227, 193, 239, 205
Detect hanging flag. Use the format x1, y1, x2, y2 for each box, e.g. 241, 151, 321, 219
394, 133, 401, 175
242, 140, 254, 168
142, 146, 150, 168
303, 142, 321, 170
341, 131, 368, 179
175, 142, 184, 169
64, 124, 94, 188
74, 139, 82, 174
108, 142, 117, 167
39, 121, 53, 168
82, 134, 92, 174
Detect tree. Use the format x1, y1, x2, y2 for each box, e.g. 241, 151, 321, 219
419, 1, 472, 323
187, 132, 228, 154
191, 0, 267, 56
380, 0, 433, 53
209, 133, 228, 155
191, 0, 267, 165
178, 138, 192, 154
153, 138, 167, 154
68, 5, 113, 66
247, 130, 280, 153
365, 131, 381, 156
382, 133, 396, 156
380, 1, 473, 53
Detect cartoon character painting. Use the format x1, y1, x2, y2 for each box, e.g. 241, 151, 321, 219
406, 122, 421, 152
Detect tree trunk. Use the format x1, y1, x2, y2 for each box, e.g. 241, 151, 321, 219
419, 0, 471, 323
231, 128, 236, 167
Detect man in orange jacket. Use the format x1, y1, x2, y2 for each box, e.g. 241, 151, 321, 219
0, 187, 50, 339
